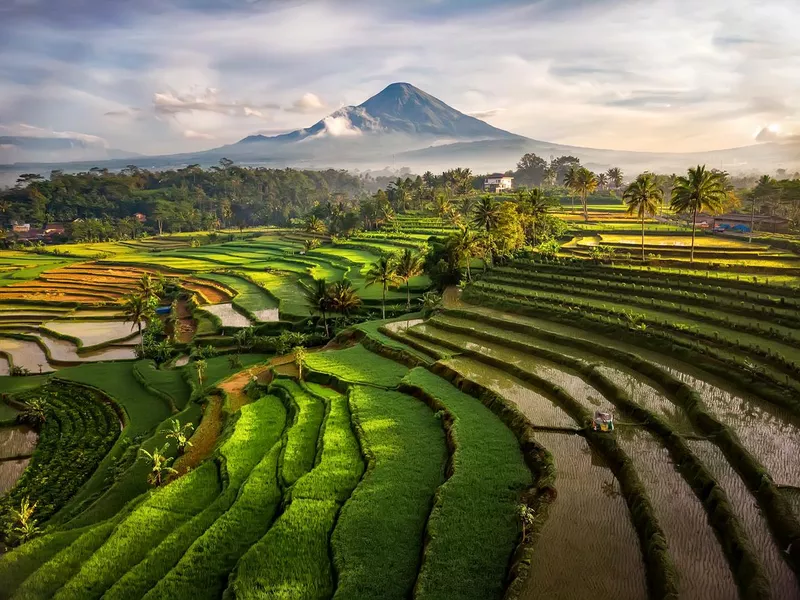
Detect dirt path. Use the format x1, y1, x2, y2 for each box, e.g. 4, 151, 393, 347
174, 299, 197, 344
172, 395, 223, 478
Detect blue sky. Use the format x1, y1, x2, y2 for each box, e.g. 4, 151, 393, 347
1, 0, 798, 155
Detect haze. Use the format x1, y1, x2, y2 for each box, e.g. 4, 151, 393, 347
2, 0, 800, 158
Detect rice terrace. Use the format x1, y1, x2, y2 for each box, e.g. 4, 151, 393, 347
1, 158, 800, 600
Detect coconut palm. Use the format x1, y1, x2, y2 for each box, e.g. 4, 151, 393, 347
460, 195, 476, 217
607, 167, 624, 190
748, 174, 776, 243
139, 444, 177, 486
563, 165, 580, 213
432, 193, 453, 219
365, 256, 401, 319
328, 279, 362, 318
623, 173, 664, 261
519, 188, 556, 245
123, 293, 151, 350
670, 165, 728, 263
596, 173, 609, 191
304, 278, 333, 336
472, 195, 500, 233
395, 248, 425, 309
447, 226, 480, 282
573, 168, 598, 221
138, 273, 159, 303
303, 214, 327, 234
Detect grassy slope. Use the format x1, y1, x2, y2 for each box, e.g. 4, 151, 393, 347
332, 386, 447, 600
304, 345, 408, 388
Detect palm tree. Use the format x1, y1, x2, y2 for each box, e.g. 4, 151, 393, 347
123, 293, 151, 350
749, 174, 775, 243
395, 248, 425, 309
303, 214, 327, 234
163, 419, 194, 453
304, 278, 333, 337
563, 165, 580, 213
573, 168, 598, 222
293, 346, 307, 380
365, 256, 401, 319
138, 273, 160, 304
623, 173, 664, 261
460, 195, 476, 217
670, 165, 727, 263
596, 173, 609, 191
607, 167, 624, 191
472, 195, 500, 233
447, 226, 480, 282
432, 193, 453, 219
328, 279, 362, 319
519, 188, 555, 245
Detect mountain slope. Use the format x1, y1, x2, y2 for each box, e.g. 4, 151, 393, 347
234, 82, 520, 146
0, 136, 139, 164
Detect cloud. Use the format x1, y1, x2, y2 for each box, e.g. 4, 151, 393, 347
468, 108, 504, 119
153, 89, 275, 117
313, 115, 361, 138
183, 129, 215, 140
104, 107, 142, 117
287, 92, 326, 113
0, 123, 108, 146
754, 125, 800, 143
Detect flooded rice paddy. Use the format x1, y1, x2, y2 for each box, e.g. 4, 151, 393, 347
0, 338, 54, 373
615, 429, 737, 599
0, 424, 37, 496
0, 356, 8, 376
687, 440, 799, 599
523, 432, 647, 600
198, 303, 252, 328
44, 320, 143, 347
252, 308, 280, 322
0, 457, 31, 495
443, 357, 576, 429
29, 333, 136, 363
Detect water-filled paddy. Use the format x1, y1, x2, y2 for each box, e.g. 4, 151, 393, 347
0, 457, 31, 495
44, 320, 143, 347
29, 333, 136, 363
443, 357, 576, 429
0, 338, 54, 373
0, 425, 37, 459
199, 303, 252, 328
615, 428, 737, 599
687, 440, 799, 599
523, 432, 647, 600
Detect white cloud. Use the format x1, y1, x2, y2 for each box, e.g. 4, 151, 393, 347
183, 129, 215, 140
315, 115, 361, 138
288, 92, 326, 113
754, 124, 800, 143
468, 108, 504, 119
153, 89, 274, 117
0, 123, 108, 146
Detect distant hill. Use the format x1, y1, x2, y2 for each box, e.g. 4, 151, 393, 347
0, 136, 139, 165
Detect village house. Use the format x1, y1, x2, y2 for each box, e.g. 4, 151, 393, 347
483, 173, 514, 193
712, 213, 790, 234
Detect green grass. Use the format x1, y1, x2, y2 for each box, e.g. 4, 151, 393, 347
199, 273, 279, 316
142, 396, 286, 600
332, 386, 447, 600
52, 461, 220, 600
242, 271, 310, 318
272, 379, 325, 487
183, 353, 271, 396
400, 368, 531, 600
227, 384, 363, 599
134, 360, 192, 410
304, 345, 408, 388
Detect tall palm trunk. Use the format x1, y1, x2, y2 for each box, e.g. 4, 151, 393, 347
322, 309, 329, 337
582, 193, 589, 222
406, 280, 411, 310
381, 284, 387, 320
690, 207, 697, 264
641, 212, 646, 262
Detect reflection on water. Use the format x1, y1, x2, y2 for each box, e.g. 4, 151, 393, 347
30, 333, 136, 363
0, 338, 54, 373
253, 308, 280, 322
0, 425, 38, 459
199, 303, 252, 328
523, 432, 646, 600
0, 457, 31, 495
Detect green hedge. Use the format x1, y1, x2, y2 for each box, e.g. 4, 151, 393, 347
271, 379, 325, 487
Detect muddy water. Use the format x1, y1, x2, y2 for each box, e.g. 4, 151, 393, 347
415, 322, 610, 418
252, 308, 280, 322
0, 338, 54, 373
443, 357, 576, 429
199, 303, 252, 328
0, 425, 38, 459
0, 356, 8, 376
687, 440, 799, 599
0, 457, 31, 495
29, 333, 136, 363
616, 428, 737, 599
44, 320, 143, 347
523, 432, 647, 600
384, 319, 424, 333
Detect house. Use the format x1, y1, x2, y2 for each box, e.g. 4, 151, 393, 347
483, 173, 514, 193
44, 223, 66, 235
133, 213, 147, 223
712, 213, 790, 234
12, 223, 31, 233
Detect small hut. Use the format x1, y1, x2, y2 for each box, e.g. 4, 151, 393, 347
592, 410, 614, 432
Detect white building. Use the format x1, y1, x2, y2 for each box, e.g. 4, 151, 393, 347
483, 173, 514, 193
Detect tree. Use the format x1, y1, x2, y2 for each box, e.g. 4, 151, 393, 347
304, 214, 327, 234
518, 188, 556, 245
123, 294, 152, 350
563, 165, 580, 213
432, 193, 453, 219
194, 359, 207, 387
575, 168, 598, 221
17, 398, 47, 426
8, 497, 40, 545
304, 278, 333, 336
138, 272, 161, 304
365, 256, 401, 319
328, 279, 362, 320
670, 165, 728, 263
623, 173, 664, 261
607, 167, 624, 191
395, 248, 425, 309
293, 346, 306, 380
515, 153, 548, 187
139, 444, 177, 486
596, 173, 609, 191
163, 419, 194, 453
446, 226, 480, 282
472, 195, 500, 233
748, 175, 777, 243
